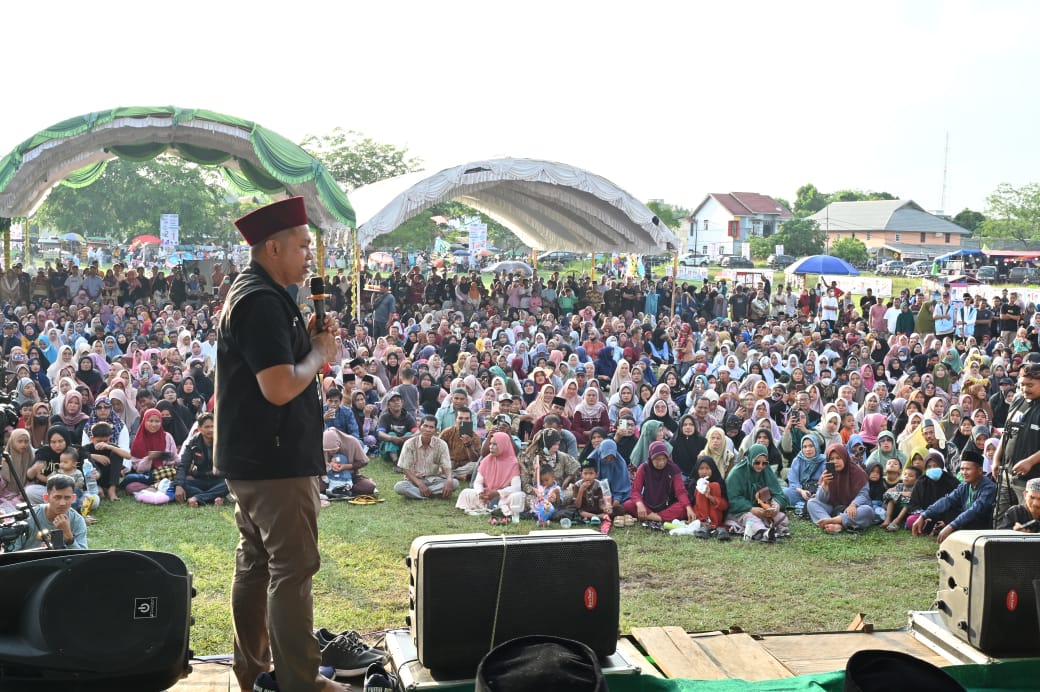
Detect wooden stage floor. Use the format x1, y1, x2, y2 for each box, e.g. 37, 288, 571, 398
168, 623, 957, 690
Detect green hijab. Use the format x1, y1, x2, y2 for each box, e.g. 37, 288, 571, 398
725, 443, 788, 515
631, 419, 672, 466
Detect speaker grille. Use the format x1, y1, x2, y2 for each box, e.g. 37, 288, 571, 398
411, 532, 619, 673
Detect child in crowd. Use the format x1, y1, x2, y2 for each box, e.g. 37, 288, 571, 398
325, 451, 355, 500
82, 421, 131, 502
575, 460, 611, 533
361, 404, 379, 453
880, 465, 920, 531
691, 456, 729, 536
80, 459, 101, 523
58, 449, 85, 511
531, 465, 560, 526
865, 461, 887, 523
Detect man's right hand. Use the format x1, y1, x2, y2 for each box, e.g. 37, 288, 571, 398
419, 482, 431, 498
174, 486, 186, 503
311, 328, 337, 364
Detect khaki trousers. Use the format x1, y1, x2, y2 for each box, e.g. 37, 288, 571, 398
228, 477, 323, 692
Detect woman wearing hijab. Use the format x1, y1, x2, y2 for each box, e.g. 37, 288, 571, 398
0, 429, 33, 512
54, 389, 89, 448
124, 408, 178, 488
155, 400, 191, 447
741, 399, 781, 438
608, 381, 643, 426
27, 357, 51, 399
906, 451, 961, 530
859, 412, 888, 452
588, 437, 632, 507
809, 444, 874, 533
25, 425, 74, 503
784, 433, 826, 509
74, 355, 104, 399
724, 443, 789, 542
738, 424, 784, 478
629, 419, 671, 467
702, 425, 736, 479
321, 428, 376, 497
671, 414, 708, 482
455, 431, 524, 518
572, 388, 610, 446
865, 429, 907, 471
622, 441, 694, 524
81, 395, 130, 449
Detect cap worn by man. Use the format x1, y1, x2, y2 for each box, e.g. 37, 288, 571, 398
234, 196, 308, 246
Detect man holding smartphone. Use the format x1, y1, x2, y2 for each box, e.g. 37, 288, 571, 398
439, 409, 481, 482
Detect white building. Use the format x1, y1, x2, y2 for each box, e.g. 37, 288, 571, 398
687, 192, 792, 257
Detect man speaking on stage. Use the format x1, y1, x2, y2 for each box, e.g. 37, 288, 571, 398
215, 196, 345, 692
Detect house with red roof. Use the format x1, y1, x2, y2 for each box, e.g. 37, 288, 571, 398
687, 192, 792, 258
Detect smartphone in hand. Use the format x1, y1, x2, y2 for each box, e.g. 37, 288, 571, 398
825, 461, 836, 476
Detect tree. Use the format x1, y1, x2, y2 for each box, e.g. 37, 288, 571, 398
300, 128, 423, 191
775, 217, 826, 256
34, 156, 243, 245
952, 208, 986, 233
830, 189, 897, 202
749, 236, 774, 259
794, 183, 828, 216
830, 237, 869, 266
646, 200, 691, 231
976, 183, 1040, 244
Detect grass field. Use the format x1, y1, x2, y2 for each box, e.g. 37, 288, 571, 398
89, 460, 941, 655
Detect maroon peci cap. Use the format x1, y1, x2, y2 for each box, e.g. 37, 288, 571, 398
234, 196, 308, 246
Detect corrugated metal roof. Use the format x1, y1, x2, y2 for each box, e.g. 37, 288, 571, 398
809, 199, 969, 235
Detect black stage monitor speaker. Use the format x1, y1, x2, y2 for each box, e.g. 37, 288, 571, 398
0, 549, 193, 691
407, 530, 619, 675
934, 530, 1040, 656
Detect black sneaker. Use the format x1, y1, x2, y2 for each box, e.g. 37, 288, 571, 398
364, 661, 398, 692
714, 527, 732, 542
316, 630, 385, 677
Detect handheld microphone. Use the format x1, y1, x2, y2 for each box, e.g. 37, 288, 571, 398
310, 276, 326, 330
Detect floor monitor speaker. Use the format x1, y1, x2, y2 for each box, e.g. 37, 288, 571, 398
0, 549, 193, 691
407, 530, 619, 674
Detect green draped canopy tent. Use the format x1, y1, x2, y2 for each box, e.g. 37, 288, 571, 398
0, 106, 355, 269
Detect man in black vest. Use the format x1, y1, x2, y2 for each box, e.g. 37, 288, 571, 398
215, 197, 347, 692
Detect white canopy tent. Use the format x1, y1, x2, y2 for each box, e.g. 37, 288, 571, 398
351, 158, 678, 253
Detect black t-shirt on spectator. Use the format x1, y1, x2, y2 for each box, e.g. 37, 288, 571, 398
1001, 303, 1022, 331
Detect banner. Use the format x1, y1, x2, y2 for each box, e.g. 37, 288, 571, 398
467, 222, 487, 265
664, 265, 709, 282
160, 214, 179, 247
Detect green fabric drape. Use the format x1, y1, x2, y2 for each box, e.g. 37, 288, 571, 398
61, 160, 108, 188
223, 166, 285, 196
0, 106, 356, 227
108, 143, 168, 162
174, 143, 231, 166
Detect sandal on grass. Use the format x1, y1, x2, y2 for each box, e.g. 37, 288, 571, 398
347, 495, 384, 505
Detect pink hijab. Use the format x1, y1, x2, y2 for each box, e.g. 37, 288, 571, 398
477, 432, 520, 491
860, 413, 888, 446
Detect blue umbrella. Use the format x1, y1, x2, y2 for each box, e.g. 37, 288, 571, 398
787, 254, 859, 275
452, 249, 470, 256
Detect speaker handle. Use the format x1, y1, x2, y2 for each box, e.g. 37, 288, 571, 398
937, 549, 954, 566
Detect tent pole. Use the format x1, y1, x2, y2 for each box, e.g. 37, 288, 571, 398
23, 219, 30, 265
354, 229, 362, 325
315, 228, 325, 282
670, 249, 679, 319
0, 218, 10, 270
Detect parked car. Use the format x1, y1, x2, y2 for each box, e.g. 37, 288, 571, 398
904, 260, 931, 277
975, 266, 998, 283
679, 252, 711, 267
718, 255, 755, 268
767, 254, 796, 269
877, 260, 905, 275
536, 251, 582, 267
1007, 266, 1040, 285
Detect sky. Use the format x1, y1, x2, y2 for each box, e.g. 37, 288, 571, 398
2, 0, 1037, 217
